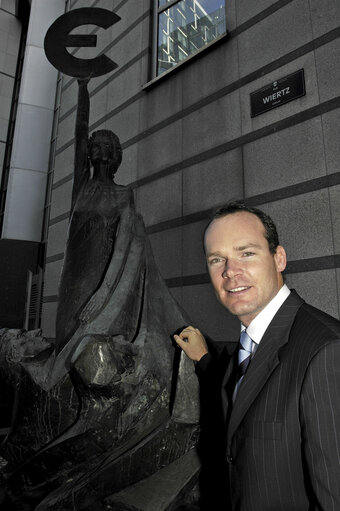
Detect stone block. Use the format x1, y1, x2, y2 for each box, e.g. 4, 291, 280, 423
148, 227, 182, 280
244, 117, 326, 197
46, 218, 68, 258
329, 185, 340, 253
50, 180, 72, 220
137, 119, 183, 179
260, 189, 334, 261
236, 0, 278, 25
315, 38, 340, 102
182, 148, 243, 216
238, 0, 312, 78
41, 301, 57, 339
322, 108, 340, 176
182, 91, 241, 159
53, 145, 74, 184
135, 171, 182, 226
181, 220, 208, 277
181, 37, 239, 108
43, 259, 63, 297
140, 75, 182, 131
309, 0, 340, 39
285, 269, 339, 319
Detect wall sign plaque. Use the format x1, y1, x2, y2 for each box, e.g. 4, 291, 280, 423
250, 69, 305, 117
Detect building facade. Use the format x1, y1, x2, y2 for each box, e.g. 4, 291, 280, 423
1, 0, 340, 345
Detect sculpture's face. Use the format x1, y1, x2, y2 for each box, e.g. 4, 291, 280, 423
89, 134, 121, 171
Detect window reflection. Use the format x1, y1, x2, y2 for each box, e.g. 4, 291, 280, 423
157, 0, 226, 76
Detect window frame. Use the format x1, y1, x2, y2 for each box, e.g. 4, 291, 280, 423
149, 0, 228, 84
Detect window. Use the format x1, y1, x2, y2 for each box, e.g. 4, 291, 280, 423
155, 0, 226, 77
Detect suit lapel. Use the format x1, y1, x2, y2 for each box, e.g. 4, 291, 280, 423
226, 290, 304, 444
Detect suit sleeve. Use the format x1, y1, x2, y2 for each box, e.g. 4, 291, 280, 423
300, 339, 340, 509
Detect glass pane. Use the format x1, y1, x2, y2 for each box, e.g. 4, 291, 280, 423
157, 0, 226, 76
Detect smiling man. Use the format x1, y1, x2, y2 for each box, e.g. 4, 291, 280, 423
175, 202, 340, 511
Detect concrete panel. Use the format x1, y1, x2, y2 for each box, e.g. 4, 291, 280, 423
240, 52, 319, 135
135, 171, 182, 226
6, 32, 21, 56
309, 0, 340, 38
181, 36, 239, 108
182, 148, 243, 215
182, 220, 208, 277
3, 50, 17, 75
140, 75, 182, 131
20, 45, 59, 110
0, 118, 8, 139
285, 269, 339, 319
1, 0, 16, 15
315, 38, 340, 103
337, 269, 340, 319
3, 168, 47, 241
50, 181, 72, 220
260, 189, 334, 261
46, 218, 68, 258
41, 302, 57, 339
43, 259, 63, 297
236, 0, 277, 25
59, 80, 77, 119
97, 100, 140, 146
322, 108, 340, 175
0, 73, 14, 98
182, 283, 240, 343
329, 185, 340, 254
53, 145, 74, 184
106, 62, 143, 117
244, 117, 326, 197
56, 110, 75, 151
11, 103, 54, 172
182, 91, 241, 159
238, 0, 312, 78
148, 227, 183, 279
0, 95, 11, 120
136, 120, 183, 179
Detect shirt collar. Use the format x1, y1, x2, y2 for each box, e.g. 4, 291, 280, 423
241, 284, 291, 345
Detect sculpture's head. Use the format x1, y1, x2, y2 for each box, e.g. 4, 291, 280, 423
88, 130, 122, 177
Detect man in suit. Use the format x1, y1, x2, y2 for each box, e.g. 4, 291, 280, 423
174, 202, 340, 510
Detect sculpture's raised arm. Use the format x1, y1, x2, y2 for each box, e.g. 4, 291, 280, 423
72, 78, 91, 211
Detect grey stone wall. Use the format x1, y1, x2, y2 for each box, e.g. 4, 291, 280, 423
42, 0, 340, 343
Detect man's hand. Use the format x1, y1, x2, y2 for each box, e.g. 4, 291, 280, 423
174, 326, 208, 362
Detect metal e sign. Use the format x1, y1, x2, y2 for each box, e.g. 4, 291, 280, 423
250, 69, 305, 118
44, 8, 120, 78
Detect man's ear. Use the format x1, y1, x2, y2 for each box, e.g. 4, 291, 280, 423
274, 245, 287, 273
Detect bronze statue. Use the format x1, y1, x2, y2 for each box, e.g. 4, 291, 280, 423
56, 78, 134, 352
0, 78, 200, 510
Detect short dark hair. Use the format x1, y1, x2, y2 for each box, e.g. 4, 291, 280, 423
205, 202, 280, 254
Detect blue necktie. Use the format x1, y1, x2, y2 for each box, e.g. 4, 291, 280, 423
233, 330, 253, 400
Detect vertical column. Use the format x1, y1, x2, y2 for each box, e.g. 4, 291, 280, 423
2, 0, 65, 241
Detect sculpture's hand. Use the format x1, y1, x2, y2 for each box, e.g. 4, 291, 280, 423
77, 76, 91, 86
174, 326, 208, 362
79, 292, 106, 323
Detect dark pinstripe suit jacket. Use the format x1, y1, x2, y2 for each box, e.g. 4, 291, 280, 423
221, 290, 340, 511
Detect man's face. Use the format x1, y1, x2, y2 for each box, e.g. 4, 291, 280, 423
204, 211, 286, 326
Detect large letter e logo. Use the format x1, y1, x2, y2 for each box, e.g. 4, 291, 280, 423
44, 8, 120, 77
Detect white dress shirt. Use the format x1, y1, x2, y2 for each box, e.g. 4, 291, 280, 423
241, 284, 291, 354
